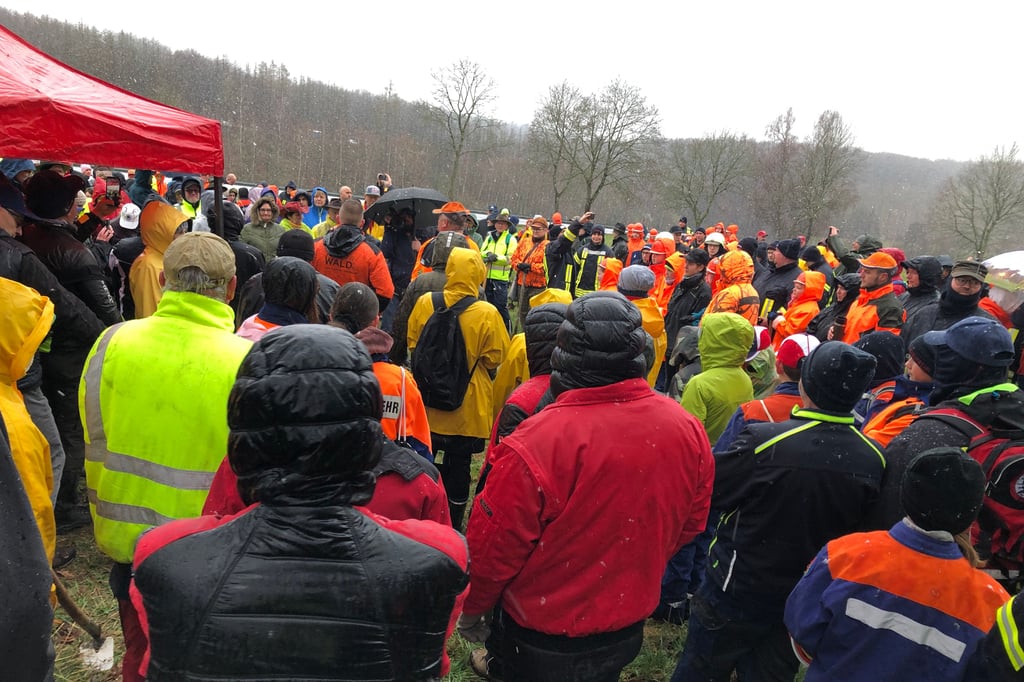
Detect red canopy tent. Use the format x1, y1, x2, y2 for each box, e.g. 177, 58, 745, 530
0, 25, 223, 175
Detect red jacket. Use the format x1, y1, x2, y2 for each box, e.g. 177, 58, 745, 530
484, 374, 551, 472
203, 450, 450, 526
464, 377, 713, 635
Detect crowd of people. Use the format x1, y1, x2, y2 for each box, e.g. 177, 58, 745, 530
4, 158, 1024, 681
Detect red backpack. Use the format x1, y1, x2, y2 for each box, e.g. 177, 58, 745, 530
919, 390, 1024, 566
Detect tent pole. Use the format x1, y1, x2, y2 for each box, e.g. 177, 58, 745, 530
213, 176, 224, 237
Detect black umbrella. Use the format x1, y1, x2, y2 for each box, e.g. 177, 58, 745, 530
363, 187, 449, 231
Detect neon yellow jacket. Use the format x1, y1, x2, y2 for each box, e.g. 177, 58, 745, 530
80, 290, 252, 563
480, 229, 518, 282
0, 278, 55, 565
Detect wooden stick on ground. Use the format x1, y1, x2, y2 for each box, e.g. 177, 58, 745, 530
52, 568, 103, 645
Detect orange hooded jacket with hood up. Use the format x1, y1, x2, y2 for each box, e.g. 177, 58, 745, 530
706, 250, 760, 325
771, 270, 825, 349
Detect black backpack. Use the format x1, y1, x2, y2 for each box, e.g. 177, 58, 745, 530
412, 292, 478, 411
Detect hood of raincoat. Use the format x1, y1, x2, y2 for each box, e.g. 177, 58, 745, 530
599, 258, 624, 290
262, 256, 319, 318
0, 278, 54, 384
794, 270, 826, 305
430, 231, 471, 269
718, 250, 755, 286
854, 234, 883, 254
443, 247, 486, 306
323, 224, 364, 258
698, 311, 755, 371
140, 201, 188, 254
907, 256, 943, 294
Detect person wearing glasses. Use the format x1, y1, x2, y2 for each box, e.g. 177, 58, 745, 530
901, 259, 994, 351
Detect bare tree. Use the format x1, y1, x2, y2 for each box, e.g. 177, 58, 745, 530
529, 81, 584, 212
569, 80, 661, 211
932, 144, 1024, 258
753, 108, 800, 235
792, 110, 861, 235
426, 59, 497, 198
663, 132, 753, 228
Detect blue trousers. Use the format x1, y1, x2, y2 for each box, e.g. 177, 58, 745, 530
659, 519, 714, 605
671, 583, 798, 682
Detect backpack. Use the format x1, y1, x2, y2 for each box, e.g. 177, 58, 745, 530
918, 391, 1024, 565
411, 292, 478, 411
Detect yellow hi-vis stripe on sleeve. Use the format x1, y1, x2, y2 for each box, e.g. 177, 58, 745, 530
998, 597, 1024, 672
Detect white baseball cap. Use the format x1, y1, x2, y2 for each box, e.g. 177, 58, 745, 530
119, 203, 141, 230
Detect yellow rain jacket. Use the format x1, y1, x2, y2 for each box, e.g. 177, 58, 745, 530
0, 278, 55, 564
408, 248, 509, 439
491, 288, 573, 418
631, 296, 669, 387
130, 201, 189, 318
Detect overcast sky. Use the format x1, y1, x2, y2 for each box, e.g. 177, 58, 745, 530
4, 0, 1020, 162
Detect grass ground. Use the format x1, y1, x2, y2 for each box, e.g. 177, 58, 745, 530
53, 452, 690, 680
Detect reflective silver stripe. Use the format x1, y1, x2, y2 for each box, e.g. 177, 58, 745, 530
88, 487, 176, 527
99, 451, 215, 491
845, 597, 966, 662
82, 323, 124, 443
81, 322, 214, 491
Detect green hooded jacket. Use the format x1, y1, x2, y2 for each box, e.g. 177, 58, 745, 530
681, 312, 755, 444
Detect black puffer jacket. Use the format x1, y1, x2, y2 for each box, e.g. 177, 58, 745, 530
525, 302, 567, 377
18, 221, 121, 326
550, 291, 647, 395
134, 326, 469, 680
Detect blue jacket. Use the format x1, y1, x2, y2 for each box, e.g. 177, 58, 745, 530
786, 521, 1008, 682
302, 186, 330, 229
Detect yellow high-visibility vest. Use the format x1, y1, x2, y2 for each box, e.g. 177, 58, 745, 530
80, 291, 252, 563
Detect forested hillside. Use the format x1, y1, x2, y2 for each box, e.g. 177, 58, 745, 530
2, 9, 987, 253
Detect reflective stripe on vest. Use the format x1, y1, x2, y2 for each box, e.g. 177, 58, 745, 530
81, 306, 244, 563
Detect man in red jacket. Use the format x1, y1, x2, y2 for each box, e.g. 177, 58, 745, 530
459, 291, 714, 681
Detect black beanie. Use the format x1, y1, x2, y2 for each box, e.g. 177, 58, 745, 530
901, 448, 985, 534
277, 229, 316, 262
800, 244, 824, 267
853, 331, 905, 382
777, 238, 802, 261
738, 237, 758, 259
800, 341, 877, 413
907, 336, 937, 378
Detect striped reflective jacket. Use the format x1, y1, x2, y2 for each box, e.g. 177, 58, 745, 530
80, 291, 252, 563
